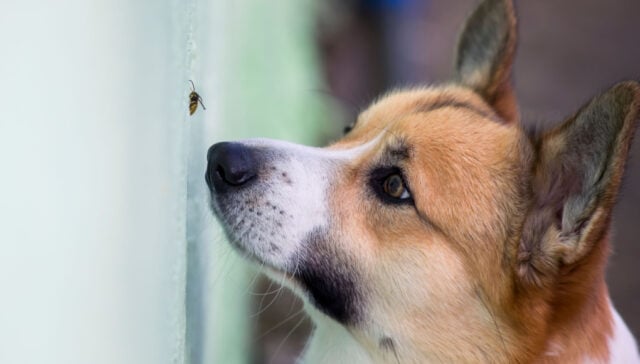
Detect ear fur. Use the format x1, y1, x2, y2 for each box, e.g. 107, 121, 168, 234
518, 82, 640, 286
455, 0, 518, 123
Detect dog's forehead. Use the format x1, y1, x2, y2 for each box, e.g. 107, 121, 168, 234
334, 86, 516, 158
363, 86, 491, 124
330, 86, 526, 229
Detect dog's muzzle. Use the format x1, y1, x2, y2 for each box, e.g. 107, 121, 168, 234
204, 139, 363, 324
206, 142, 258, 194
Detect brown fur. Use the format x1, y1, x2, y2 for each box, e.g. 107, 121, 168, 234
329, 86, 533, 362
320, 0, 640, 361
209, 0, 640, 362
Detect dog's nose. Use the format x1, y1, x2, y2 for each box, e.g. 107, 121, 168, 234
206, 142, 257, 192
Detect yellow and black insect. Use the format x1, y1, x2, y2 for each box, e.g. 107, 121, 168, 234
188, 80, 206, 115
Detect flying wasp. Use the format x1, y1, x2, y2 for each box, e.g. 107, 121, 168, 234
188, 80, 206, 115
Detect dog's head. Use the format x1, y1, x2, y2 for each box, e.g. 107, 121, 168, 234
206, 0, 640, 361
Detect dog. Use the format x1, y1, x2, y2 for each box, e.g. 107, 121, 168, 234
205, 0, 640, 362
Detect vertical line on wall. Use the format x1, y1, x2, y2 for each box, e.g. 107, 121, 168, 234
183, 0, 205, 363
173, 0, 198, 362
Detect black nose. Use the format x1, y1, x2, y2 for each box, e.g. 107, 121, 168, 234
206, 142, 257, 192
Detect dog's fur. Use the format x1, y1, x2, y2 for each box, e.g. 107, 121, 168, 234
206, 0, 640, 362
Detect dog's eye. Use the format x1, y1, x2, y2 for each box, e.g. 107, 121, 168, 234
383, 174, 410, 199
369, 167, 413, 205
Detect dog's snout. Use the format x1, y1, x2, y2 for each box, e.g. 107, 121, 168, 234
206, 142, 257, 192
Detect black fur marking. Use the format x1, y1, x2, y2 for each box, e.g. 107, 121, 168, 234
294, 227, 362, 325
379, 336, 395, 351
383, 140, 411, 162
417, 99, 499, 123
344, 121, 356, 135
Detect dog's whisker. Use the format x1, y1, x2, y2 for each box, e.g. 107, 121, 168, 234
243, 262, 265, 295
256, 267, 292, 315
208, 246, 239, 288
284, 256, 302, 317
254, 307, 306, 342
268, 314, 308, 364
252, 279, 277, 317
250, 285, 286, 318
250, 268, 292, 319
247, 284, 285, 296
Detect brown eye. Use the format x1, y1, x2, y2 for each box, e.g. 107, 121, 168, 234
383, 174, 410, 199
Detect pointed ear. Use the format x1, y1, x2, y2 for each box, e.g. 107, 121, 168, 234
518, 82, 640, 286
454, 0, 518, 123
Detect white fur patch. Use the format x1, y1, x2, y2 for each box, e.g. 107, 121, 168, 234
607, 306, 640, 363
216, 136, 381, 272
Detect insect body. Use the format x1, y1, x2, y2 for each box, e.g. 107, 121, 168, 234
189, 80, 206, 115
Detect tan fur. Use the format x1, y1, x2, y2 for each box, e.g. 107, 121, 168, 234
325, 86, 528, 362
208, 0, 639, 362
315, 38, 639, 364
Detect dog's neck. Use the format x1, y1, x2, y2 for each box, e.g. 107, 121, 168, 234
301, 296, 637, 364
538, 292, 638, 364
298, 241, 640, 363
527, 240, 638, 363
535, 276, 613, 363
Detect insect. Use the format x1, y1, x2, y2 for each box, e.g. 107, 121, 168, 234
188, 80, 206, 115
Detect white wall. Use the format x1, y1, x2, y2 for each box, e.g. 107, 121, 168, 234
0, 0, 191, 362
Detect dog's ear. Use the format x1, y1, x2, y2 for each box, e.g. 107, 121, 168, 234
518, 82, 640, 286
454, 0, 518, 123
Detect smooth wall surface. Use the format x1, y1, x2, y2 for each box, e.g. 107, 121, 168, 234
0, 0, 189, 362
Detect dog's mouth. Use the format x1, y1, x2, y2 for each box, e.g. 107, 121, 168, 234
208, 188, 364, 325
205, 140, 365, 324
208, 192, 296, 272
205, 140, 335, 270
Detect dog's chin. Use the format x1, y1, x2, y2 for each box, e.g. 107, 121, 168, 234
219, 228, 286, 270
226, 233, 293, 274
213, 214, 307, 297
209, 198, 295, 273
210, 197, 363, 325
